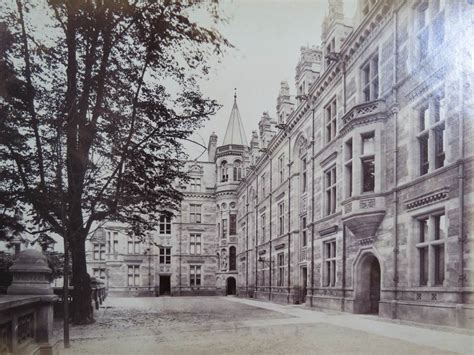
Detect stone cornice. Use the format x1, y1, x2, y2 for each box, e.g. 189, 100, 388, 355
405, 187, 450, 211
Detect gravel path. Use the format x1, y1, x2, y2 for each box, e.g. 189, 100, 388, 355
53, 296, 473, 355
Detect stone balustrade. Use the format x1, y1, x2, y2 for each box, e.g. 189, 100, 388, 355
0, 249, 57, 355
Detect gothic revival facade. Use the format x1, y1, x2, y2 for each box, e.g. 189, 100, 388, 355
86, 0, 474, 328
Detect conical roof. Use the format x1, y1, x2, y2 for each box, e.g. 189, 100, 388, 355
222, 93, 247, 146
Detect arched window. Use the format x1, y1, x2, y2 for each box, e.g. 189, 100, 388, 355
233, 160, 242, 181
221, 161, 228, 182
229, 246, 237, 271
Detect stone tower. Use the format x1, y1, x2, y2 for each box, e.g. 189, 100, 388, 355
215, 91, 248, 295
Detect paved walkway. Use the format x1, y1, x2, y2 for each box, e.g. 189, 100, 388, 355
55, 296, 474, 354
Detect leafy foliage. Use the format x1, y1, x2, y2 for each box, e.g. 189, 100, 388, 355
0, 0, 229, 322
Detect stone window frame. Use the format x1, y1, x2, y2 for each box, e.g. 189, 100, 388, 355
260, 173, 266, 200
93, 243, 106, 261
324, 164, 337, 216
278, 201, 285, 236
222, 218, 228, 239
261, 213, 266, 244
324, 96, 337, 144
190, 233, 202, 255
233, 159, 242, 181
189, 204, 202, 224
189, 265, 202, 287
277, 252, 285, 287
412, 0, 445, 64
159, 215, 172, 235
127, 265, 140, 286
220, 160, 229, 182
361, 131, 376, 193
229, 214, 237, 236
301, 216, 308, 248
93, 267, 106, 280
415, 90, 446, 177
278, 153, 285, 184
344, 138, 353, 198
361, 50, 379, 103
189, 176, 201, 192
414, 210, 447, 287
159, 247, 171, 265
127, 235, 141, 255
322, 238, 337, 287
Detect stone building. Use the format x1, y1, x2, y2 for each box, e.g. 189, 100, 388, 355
86, 0, 473, 328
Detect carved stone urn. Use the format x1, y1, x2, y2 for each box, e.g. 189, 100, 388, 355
7, 249, 53, 295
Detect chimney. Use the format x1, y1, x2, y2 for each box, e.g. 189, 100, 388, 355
208, 132, 218, 162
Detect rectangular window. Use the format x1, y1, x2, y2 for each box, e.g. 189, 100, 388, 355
361, 53, 379, 102
189, 177, 201, 192
345, 139, 353, 197
416, 212, 446, 286
229, 214, 237, 235
93, 268, 106, 280
93, 244, 106, 261
278, 202, 285, 236
301, 217, 307, 247
301, 157, 307, 193
261, 213, 266, 243
361, 132, 375, 193
189, 204, 202, 224
417, 93, 446, 176
278, 154, 285, 184
261, 174, 266, 199
434, 125, 445, 169
277, 253, 285, 287
325, 98, 337, 143
127, 235, 140, 254
222, 219, 228, 239
159, 215, 172, 235
325, 166, 337, 215
190, 234, 202, 255
324, 240, 336, 287
190, 265, 201, 286
127, 265, 140, 286
159, 247, 171, 264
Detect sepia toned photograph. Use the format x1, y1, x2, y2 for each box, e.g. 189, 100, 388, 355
0, 0, 473, 354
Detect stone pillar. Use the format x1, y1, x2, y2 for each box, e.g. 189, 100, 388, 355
7, 249, 57, 355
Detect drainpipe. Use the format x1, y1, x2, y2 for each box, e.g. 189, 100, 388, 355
179, 212, 182, 296
269, 156, 273, 300
392, 3, 399, 317
246, 180, 249, 296
287, 135, 291, 303
255, 174, 259, 295
458, 41, 466, 305
310, 106, 316, 307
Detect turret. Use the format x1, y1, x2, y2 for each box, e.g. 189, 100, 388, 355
208, 132, 218, 162
258, 111, 276, 149
276, 81, 295, 124
321, 0, 353, 70
295, 46, 322, 104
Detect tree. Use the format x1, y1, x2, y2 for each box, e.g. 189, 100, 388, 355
0, 0, 229, 324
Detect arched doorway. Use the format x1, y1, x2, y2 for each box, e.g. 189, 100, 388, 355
354, 252, 381, 314
226, 277, 236, 295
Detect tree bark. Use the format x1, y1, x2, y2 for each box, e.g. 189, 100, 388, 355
70, 232, 94, 324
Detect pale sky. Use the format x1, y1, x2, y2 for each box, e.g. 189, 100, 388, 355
186, 0, 358, 159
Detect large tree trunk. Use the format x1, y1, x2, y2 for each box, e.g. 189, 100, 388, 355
70, 234, 94, 324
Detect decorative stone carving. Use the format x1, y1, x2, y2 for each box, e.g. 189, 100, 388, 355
405, 188, 449, 211
7, 249, 53, 295
360, 198, 376, 209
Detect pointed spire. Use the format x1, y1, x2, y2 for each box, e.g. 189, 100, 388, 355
222, 90, 247, 146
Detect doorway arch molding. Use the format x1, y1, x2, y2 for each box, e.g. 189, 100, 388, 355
351, 246, 384, 314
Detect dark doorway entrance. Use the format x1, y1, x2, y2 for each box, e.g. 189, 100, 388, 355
301, 267, 308, 303
355, 253, 381, 314
159, 275, 171, 296
226, 277, 236, 295
369, 258, 381, 314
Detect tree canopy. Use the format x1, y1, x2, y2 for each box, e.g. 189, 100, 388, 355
0, 0, 229, 323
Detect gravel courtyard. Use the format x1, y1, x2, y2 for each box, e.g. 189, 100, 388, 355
54, 296, 474, 355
